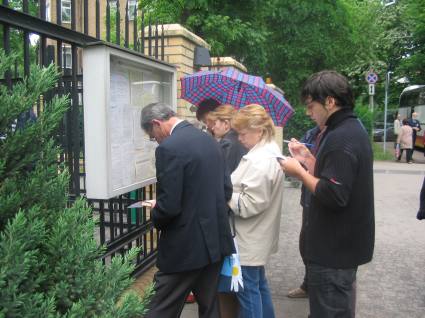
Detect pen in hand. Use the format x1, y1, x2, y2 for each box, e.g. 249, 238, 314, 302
283, 139, 314, 147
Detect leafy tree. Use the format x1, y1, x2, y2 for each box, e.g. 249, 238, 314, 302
398, 0, 425, 84
138, 0, 421, 134
0, 50, 152, 317
139, 0, 270, 74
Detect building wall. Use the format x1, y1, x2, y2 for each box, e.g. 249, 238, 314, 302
47, 0, 137, 43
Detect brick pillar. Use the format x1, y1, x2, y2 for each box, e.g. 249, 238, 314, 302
144, 24, 210, 120
210, 57, 247, 73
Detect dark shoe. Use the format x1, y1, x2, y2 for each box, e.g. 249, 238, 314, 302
287, 287, 308, 298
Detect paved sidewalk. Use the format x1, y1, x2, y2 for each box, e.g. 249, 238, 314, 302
182, 157, 425, 317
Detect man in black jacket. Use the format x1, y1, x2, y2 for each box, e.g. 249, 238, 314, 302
141, 102, 234, 318
279, 71, 375, 318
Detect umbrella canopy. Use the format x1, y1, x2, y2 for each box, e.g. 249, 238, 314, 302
180, 68, 294, 126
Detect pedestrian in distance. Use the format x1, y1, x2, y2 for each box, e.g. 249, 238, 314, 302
396, 118, 413, 163
408, 111, 421, 155
228, 104, 285, 318
393, 112, 401, 149
278, 70, 375, 318
140, 102, 235, 318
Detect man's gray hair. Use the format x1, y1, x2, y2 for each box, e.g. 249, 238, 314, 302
140, 102, 176, 132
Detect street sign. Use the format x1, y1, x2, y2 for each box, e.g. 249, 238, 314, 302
369, 84, 375, 95
366, 72, 378, 84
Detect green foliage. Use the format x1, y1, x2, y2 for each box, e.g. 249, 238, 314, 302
107, 4, 126, 45
0, 50, 150, 317
138, 0, 425, 134
372, 142, 395, 161
283, 105, 314, 142
354, 104, 373, 138
398, 0, 425, 84
140, 0, 270, 74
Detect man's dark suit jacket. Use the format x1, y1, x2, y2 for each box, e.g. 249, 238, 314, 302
153, 121, 235, 273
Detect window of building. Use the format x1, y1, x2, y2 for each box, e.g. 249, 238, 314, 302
61, 0, 72, 23
128, 0, 137, 20
46, 0, 51, 22
62, 44, 72, 69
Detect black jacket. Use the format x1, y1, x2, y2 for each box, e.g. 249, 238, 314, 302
219, 129, 247, 174
153, 121, 234, 273
306, 109, 375, 269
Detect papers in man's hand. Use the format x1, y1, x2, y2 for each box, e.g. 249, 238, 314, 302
127, 200, 155, 209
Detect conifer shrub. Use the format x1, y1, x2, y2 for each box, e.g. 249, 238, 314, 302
0, 50, 152, 317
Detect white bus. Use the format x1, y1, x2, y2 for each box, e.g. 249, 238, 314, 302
398, 85, 425, 148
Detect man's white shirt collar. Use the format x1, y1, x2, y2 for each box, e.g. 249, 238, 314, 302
170, 119, 184, 135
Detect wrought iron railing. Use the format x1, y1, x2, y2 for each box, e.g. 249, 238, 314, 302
0, 0, 165, 276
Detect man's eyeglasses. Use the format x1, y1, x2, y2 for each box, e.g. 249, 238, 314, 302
144, 128, 156, 142
145, 132, 156, 142
146, 135, 156, 142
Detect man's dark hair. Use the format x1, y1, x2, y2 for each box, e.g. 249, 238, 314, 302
195, 98, 220, 121
140, 102, 176, 132
301, 71, 355, 110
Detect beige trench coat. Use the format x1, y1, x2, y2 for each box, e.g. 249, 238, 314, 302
397, 125, 413, 149
229, 141, 285, 266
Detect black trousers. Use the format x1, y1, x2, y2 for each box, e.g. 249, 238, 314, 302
145, 261, 222, 318
308, 263, 357, 318
397, 148, 413, 162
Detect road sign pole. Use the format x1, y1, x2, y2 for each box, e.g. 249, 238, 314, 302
383, 71, 393, 153
366, 71, 378, 140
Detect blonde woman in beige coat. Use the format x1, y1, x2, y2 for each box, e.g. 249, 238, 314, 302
397, 118, 414, 163
228, 104, 284, 318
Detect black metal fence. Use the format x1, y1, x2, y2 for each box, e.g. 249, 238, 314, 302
0, 0, 165, 276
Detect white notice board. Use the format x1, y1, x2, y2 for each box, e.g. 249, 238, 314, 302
83, 44, 177, 199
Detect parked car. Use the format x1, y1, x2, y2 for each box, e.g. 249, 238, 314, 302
373, 123, 395, 142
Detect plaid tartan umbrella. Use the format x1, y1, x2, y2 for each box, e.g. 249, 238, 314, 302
180, 68, 294, 127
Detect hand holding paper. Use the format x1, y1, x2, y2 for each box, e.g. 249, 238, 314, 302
287, 138, 311, 161
127, 199, 156, 209
287, 138, 316, 173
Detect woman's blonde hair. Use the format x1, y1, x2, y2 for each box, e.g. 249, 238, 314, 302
231, 104, 275, 142
209, 104, 236, 122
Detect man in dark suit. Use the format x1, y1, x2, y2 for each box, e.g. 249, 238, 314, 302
140, 102, 234, 318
